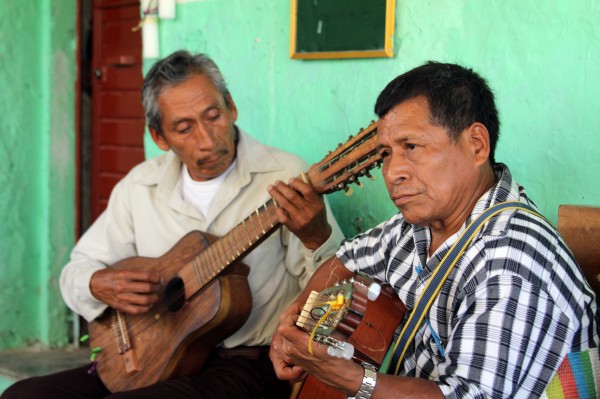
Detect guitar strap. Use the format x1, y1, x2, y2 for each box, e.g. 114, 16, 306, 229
387, 201, 546, 376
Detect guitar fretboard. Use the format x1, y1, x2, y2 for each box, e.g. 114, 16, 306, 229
186, 199, 281, 293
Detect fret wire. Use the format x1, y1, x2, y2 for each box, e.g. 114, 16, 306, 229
206, 243, 221, 277
226, 232, 237, 260
268, 202, 279, 225
264, 202, 275, 228
217, 239, 230, 268
230, 229, 241, 257
250, 213, 260, 240
222, 233, 234, 262
256, 208, 266, 234
242, 218, 252, 246
236, 225, 247, 252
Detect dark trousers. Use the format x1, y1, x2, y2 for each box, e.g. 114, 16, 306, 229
1, 348, 291, 399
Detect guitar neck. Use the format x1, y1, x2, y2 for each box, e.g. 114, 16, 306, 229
179, 121, 381, 299
180, 199, 281, 297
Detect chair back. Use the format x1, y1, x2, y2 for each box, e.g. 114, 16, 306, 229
558, 205, 600, 301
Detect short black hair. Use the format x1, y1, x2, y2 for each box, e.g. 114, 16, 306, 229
375, 61, 500, 164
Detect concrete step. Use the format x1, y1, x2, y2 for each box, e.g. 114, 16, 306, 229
0, 347, 89, 391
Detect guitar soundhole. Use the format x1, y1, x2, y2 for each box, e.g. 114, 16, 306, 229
164, 277, 185, 312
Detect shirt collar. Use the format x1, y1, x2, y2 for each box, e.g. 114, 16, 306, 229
413, 163, 537, 265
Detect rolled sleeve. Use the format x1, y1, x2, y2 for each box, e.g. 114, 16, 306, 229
60, 258, 108, 322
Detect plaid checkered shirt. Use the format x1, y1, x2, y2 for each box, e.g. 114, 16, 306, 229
336, 164, 599, 398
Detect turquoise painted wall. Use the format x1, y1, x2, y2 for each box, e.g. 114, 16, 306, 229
0, 0, 599, 359
0, 0, 76, 350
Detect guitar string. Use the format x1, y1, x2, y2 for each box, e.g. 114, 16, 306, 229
324, 256, 344, 288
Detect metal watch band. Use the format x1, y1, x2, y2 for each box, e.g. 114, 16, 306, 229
348, 362, 377, 399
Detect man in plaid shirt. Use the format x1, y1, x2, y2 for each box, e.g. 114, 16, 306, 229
269, 62, 599, 398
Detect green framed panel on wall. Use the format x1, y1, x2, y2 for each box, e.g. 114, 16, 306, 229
290, 0, 396, 60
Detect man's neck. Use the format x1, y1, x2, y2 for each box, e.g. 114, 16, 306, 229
428, 166, 497, 256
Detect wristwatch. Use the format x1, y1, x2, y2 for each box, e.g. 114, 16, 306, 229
347, 362, 377, 399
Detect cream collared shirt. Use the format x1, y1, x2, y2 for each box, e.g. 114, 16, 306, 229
60, 129, 344, 347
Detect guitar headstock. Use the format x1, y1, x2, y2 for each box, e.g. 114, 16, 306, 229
307, 121, 381, 195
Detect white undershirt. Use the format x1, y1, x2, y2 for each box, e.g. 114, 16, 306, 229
181, 160, 237, 217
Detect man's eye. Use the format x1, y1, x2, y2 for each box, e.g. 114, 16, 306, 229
207, 113, 221, 121
406, 143, 417, 150
379, 149, 391, 159
177, 126, 191, 134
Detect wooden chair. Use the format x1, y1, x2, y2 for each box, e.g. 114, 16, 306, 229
557, 205, 600, 301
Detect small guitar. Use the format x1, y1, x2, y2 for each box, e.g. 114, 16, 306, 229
294, 274, 407, 399
88, 121, 382, 393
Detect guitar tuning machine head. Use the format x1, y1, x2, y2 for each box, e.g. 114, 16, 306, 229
344, 185, 353, 196
367, 282, 382, 301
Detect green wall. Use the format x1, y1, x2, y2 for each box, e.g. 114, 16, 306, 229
0, 0, 599, 356
147, 0, 600, 237
0, 0, 76, 350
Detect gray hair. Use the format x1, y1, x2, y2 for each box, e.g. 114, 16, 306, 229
142, 50, 231, 135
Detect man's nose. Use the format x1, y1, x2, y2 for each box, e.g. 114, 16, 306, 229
385, 154, 409, 184
194, 125, 218, 149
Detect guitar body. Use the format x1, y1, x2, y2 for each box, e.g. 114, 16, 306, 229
295, 279, 406, 399
88, 230, 252, 393
297, 375, 345, 399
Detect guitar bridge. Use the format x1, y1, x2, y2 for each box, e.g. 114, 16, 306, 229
114, 311, 140, 374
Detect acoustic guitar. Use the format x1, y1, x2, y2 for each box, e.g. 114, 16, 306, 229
293, 274, 407, 399
87, 121, 382, 393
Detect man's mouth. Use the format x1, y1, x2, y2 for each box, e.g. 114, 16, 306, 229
196, 150, 228, 167
391, 193, 417, 206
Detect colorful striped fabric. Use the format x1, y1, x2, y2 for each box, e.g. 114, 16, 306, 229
542, 347, 600, 398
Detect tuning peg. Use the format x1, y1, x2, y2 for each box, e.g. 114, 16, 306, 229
344, 186, 353, 196
356, 180, 364, 188
365, 171, 376, 181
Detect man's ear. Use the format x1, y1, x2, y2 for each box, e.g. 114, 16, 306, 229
149, 127, 170, 151
468, 123, 491, 166
226, 94, 238, 122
